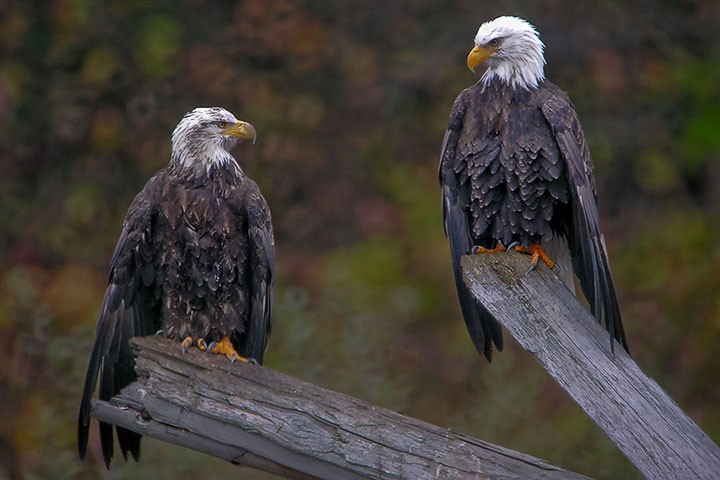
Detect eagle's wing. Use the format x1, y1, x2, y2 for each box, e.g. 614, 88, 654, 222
439, 91, 503, 361
541, 91, 628, 352
242, 182, 274, 364
77, 174, 161, 467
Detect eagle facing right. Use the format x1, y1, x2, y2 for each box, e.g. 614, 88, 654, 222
440, 16, 629, 361
78, 107, 275, 467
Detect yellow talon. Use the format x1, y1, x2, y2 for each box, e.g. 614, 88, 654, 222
181, 336, 193, 355
473, 243, 506, 254
210, 336, 248, 364
513, 243, 555, 270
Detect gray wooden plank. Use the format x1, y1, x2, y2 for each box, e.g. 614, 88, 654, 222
91, 335, 593, 480
462, 252, 720, 480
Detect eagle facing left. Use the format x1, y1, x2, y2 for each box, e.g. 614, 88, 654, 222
77, 107, 275, 468
440, 17, 628, 361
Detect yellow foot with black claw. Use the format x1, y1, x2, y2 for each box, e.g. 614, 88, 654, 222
197, 338, 209, 351
472, 243, 506, 254
181, 336, 193, 356
513, 243, 555, 272
209, 335, 248, 364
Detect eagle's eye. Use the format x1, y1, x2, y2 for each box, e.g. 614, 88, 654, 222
218, 121, 227, 129
489, 38, 500, 47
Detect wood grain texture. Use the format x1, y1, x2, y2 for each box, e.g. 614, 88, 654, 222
91, 336, 592, 480
462, 252, 720, 480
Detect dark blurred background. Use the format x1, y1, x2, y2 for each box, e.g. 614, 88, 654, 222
1, 0, 719, 478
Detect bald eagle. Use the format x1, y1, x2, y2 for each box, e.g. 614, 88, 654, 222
439, 16, 628, 361
78, 107, 275, 467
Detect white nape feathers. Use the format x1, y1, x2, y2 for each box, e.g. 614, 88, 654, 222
474, 16, 546, 90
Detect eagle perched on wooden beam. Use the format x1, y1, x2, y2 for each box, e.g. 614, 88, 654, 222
439, 16, 628, 361
78, 107, 275, 467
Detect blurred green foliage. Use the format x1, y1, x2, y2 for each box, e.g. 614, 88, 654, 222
1, 1, 719, 479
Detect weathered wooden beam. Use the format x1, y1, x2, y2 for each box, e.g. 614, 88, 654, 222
462, 252, 720, 480
91, 336, 592, 480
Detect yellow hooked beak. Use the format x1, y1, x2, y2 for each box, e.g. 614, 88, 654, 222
222, 121, 257, 144
467, 45, 498, 73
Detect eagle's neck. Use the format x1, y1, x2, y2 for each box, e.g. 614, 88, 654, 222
168, 160, 245, 191
481, 61, 544, 91
480, 76, 540, 102
171, 143, 242, 177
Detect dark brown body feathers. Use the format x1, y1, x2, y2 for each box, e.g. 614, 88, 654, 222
440, 77, 627, 360
452, 79, 571, 246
